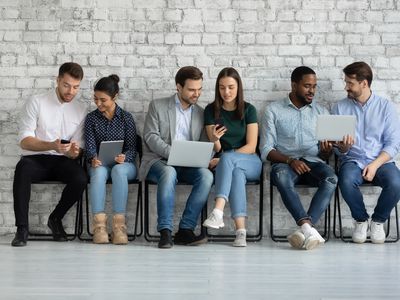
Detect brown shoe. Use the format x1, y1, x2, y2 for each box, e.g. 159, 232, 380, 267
111, 214, 128, 245
93, 213, 109, 244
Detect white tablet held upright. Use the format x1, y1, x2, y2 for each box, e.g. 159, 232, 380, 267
316, 115, 357, 141
98, 140, 124, 166
167, 140, 214, 168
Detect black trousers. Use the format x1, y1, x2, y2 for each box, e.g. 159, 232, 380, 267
13, 155, 87, 227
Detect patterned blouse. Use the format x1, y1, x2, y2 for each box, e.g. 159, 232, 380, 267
84, 104, 137, 163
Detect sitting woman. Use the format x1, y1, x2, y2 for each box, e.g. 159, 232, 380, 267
84, 74, 137, 245
202, 67, 262, 247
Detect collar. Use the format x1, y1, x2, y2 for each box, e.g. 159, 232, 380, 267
95, 103, 122, 120
175, 94, 193, 112
285, 95, 313, 110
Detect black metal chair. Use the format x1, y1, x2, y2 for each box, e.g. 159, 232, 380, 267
203, 165, 264, 242
268, 162, 331, 242
79, 135, 143, 241
333, 156, 399, 243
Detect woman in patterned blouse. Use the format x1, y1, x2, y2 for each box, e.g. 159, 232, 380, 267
84, 75, 137, 245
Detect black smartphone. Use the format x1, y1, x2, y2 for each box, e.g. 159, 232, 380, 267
60, 139, 70, 144
215, 118, 224, 130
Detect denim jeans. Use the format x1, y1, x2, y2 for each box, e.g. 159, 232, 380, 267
147, 160, 213, 232
214, 152, 262, 218
271, 160, 337, 225
338, 161, 400, 223
88, 162, 137, 214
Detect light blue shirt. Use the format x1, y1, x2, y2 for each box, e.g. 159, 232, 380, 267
174, 94, 192, 141
332, 93, 400, 169
260, 97, 329, 163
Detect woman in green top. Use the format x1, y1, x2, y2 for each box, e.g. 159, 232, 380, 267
202, 67, 262, 247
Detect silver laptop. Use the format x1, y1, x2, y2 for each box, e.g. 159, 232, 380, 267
167, 140, 214, 168
98, 140, 124, 166
316, 115, 356, 141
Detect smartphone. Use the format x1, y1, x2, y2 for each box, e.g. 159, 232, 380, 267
215, 118, 224, 130
60, 139, 70, 144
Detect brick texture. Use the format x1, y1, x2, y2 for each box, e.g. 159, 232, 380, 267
0, 0, 400, 237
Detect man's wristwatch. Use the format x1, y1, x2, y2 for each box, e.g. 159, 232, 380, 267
286, 157, 294, 165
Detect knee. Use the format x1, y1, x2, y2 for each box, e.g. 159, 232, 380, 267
385, 177, 400, 194
198, 168, 213, 188
232, 168, 245, 180
271, 167, 293, 188
159, 165, 177, 185
111, 164, 125, 178
323, 173, 338, 189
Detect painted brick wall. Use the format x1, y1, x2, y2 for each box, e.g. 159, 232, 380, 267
1, 0, 399, 237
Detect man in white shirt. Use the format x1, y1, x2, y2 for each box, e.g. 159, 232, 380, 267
12, 62, 88, 247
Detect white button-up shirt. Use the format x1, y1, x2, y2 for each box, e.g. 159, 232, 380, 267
19, 90, 87, 156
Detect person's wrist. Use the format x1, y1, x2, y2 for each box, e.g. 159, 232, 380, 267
286, 157, 294, 165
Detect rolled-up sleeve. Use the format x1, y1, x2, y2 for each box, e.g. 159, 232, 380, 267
382, 102, 400, 158
19, 96, 39, 143
259, 106, 277, 162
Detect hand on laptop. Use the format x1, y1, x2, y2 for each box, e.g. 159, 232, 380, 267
115, 154, 125, 164
91, 157, 102, 168
333, 134, 354, 153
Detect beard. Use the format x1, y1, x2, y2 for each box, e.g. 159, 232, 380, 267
296, 91, 313, 105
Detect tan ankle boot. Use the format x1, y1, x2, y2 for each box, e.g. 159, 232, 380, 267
92, 213, 109, 244
111, 214, 128, 245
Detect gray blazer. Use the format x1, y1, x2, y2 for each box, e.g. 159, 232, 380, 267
138, 95, 205, 180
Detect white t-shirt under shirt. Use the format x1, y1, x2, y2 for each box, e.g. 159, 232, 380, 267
19, 90, 87, 156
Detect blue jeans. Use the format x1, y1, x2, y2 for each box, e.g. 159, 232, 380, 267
147, 160, 213, 232
215, 152, 262, 218
88, 163, 137, 214
271, 160, 337, 225
338, 162, 400, 223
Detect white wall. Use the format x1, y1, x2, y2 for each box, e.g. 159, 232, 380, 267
1, 0, 399, 236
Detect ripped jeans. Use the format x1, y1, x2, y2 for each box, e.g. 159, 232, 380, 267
271, 160, 337, 225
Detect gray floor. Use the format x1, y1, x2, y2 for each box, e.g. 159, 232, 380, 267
1, 235, 400, 300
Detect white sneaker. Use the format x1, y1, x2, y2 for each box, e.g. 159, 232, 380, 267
203, 210, 224, 229
303, 229, 321, 250
352, 220, 368, 244
309, 227, 325, 244
370, 221, 385, 244
233, 229, 247, 247
287, 230, 305, 249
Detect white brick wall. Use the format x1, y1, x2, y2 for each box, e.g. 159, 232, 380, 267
1, 0, 400, 237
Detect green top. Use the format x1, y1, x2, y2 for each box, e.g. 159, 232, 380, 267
204, 102, 258, 151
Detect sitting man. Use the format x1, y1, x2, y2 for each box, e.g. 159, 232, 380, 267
139, 66, 213, 249
333, 61, 400, 244
12, 62, 87, 247
260, 66, 337, 250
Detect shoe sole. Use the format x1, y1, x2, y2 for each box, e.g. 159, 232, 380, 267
202, 222, 225, 229
158, 243, 173, 249
305, 238, 320, 250
352, 237, 367, 244
176, 237, 208, 246
287, 234, 305, 249
371, 238, 385, 244
232, 242, 247, 247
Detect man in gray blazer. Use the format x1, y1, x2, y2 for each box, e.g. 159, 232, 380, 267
140, 66, 213, 249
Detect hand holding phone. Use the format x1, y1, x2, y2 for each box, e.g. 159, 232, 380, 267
60, 139, 70, 144
215, 118, 225, 130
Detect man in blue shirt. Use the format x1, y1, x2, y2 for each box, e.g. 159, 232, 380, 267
333, 61, 400, 244
260, 66, 337, 250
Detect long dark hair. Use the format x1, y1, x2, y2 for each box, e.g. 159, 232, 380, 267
213, 67, 245, 120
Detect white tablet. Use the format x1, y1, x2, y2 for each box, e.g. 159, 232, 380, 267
98, 140, 124, 166
316, 115, 356, 141
167, 140, 214, 168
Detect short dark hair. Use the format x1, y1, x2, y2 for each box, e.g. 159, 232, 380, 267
175, 66, 203, 87
291, 66, 316, 83
213, 67, 245, 120
94, 74, 120, 98
343, 61, 373, 87
58, 62, 83, 80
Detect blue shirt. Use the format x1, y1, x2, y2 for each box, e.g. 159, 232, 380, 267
84, 104, 137, 163
260, 97, 329, 163
174, 94, 192, 141
332, 93, 400, 169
